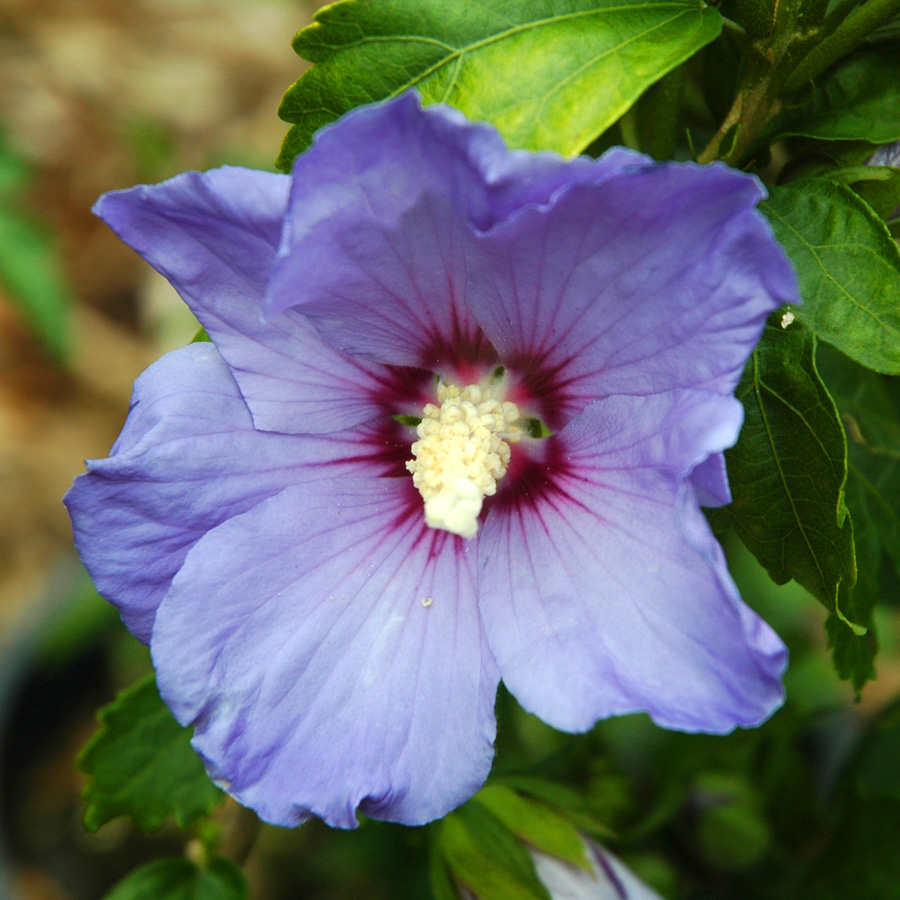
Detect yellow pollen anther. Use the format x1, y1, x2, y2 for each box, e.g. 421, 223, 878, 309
406, 382, 522, 539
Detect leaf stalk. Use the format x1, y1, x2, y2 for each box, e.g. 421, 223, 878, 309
782, 0, 900, 92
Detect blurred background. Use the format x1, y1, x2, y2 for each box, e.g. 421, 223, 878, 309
2, 2, 900, 899
0, 1, 320, 896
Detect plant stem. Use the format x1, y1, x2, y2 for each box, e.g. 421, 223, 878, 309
782, 0, 900, 92
697, 0, 795, 169
797, 0, 831, 28
820, 0, 865, 34
734, 0, 774, 37
696, 64, 778, 165
647, 67, 685, 160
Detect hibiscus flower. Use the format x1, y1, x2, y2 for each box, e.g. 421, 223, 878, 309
65, 93, 795, 829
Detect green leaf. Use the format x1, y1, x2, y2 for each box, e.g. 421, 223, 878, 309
825, 505, 877, 690
826, 602, 876, 691
78, 674, 223, 833
0, 207, 72, 361
817, 344, 900, 687
0, 139, 28, 196
798, 700, 900, 899
776, 49, 900, 145
103, 857, 248, 900
438, 802, 552, 900
277, 0, 722, 169
762, 178, 900, 375
799, 795, 900, 900
825, 441, 882, 690
0, 138, 72, 361
495, 775, 614, 841
692, 773, 769, 871
856, 702, 900, 802
428, 849, 459, 900
853, 166, 900, 222
712, 321, 856, 619
473, 785, 590, 871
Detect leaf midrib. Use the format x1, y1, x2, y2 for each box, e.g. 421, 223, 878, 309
751, 351, 833, 598
325, 2, 698, 105
325, 2, 692, 56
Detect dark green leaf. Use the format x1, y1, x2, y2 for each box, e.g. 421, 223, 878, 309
776, 49, 900, 144
856, 702, 900, 802
473, 785, 590, 871
78, 674, 223, 832
825, 590, 876, 691
713, 321, 856, 620
798, 700, 900, 899
102, 857, 248, 900
438, 802, 552, 900
818, 344, 900, 687
692, 773, 769, 871
762, 178, 900, 374
800, 795, 900, 900
277, 0, 721, 169
822, 164, 894, 186
853, 166, 900, 221
824, 453, 881, 690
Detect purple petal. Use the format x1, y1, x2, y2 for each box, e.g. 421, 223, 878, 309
472, 143, 650, 229
268, 94, 645, 372
868, 140, 900, 167
152, 477, 499, 828
690, 451, 733, 508
468, 162, 796, 428
533, 842, 665, 900
479, 391, 786, 733
64, 343, 394, 642
94, 167, 388, 434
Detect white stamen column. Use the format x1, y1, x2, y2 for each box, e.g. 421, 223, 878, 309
407, 383, 522, 539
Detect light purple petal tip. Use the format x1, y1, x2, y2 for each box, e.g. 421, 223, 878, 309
468, 162, 796, 428
480, 392, 786, 734
94, 166, 391, 435
64, 343, 388, 642
152, 477, 499, 827
268, 94, 652, 375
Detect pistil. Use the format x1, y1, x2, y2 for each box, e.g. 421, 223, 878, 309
406, 382, 522, 538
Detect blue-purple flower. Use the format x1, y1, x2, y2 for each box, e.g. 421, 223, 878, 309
65, 93, 795, 829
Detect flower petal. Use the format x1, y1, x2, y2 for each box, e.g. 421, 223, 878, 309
152, 477, 499, 828
94, 167, 387, 434
269, 94, 644, 372
478, 391, 786, 733
64, 343, 390, 642
689, 451, 733, 508
468, 163, 796, 428
533, 842, 665, 900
